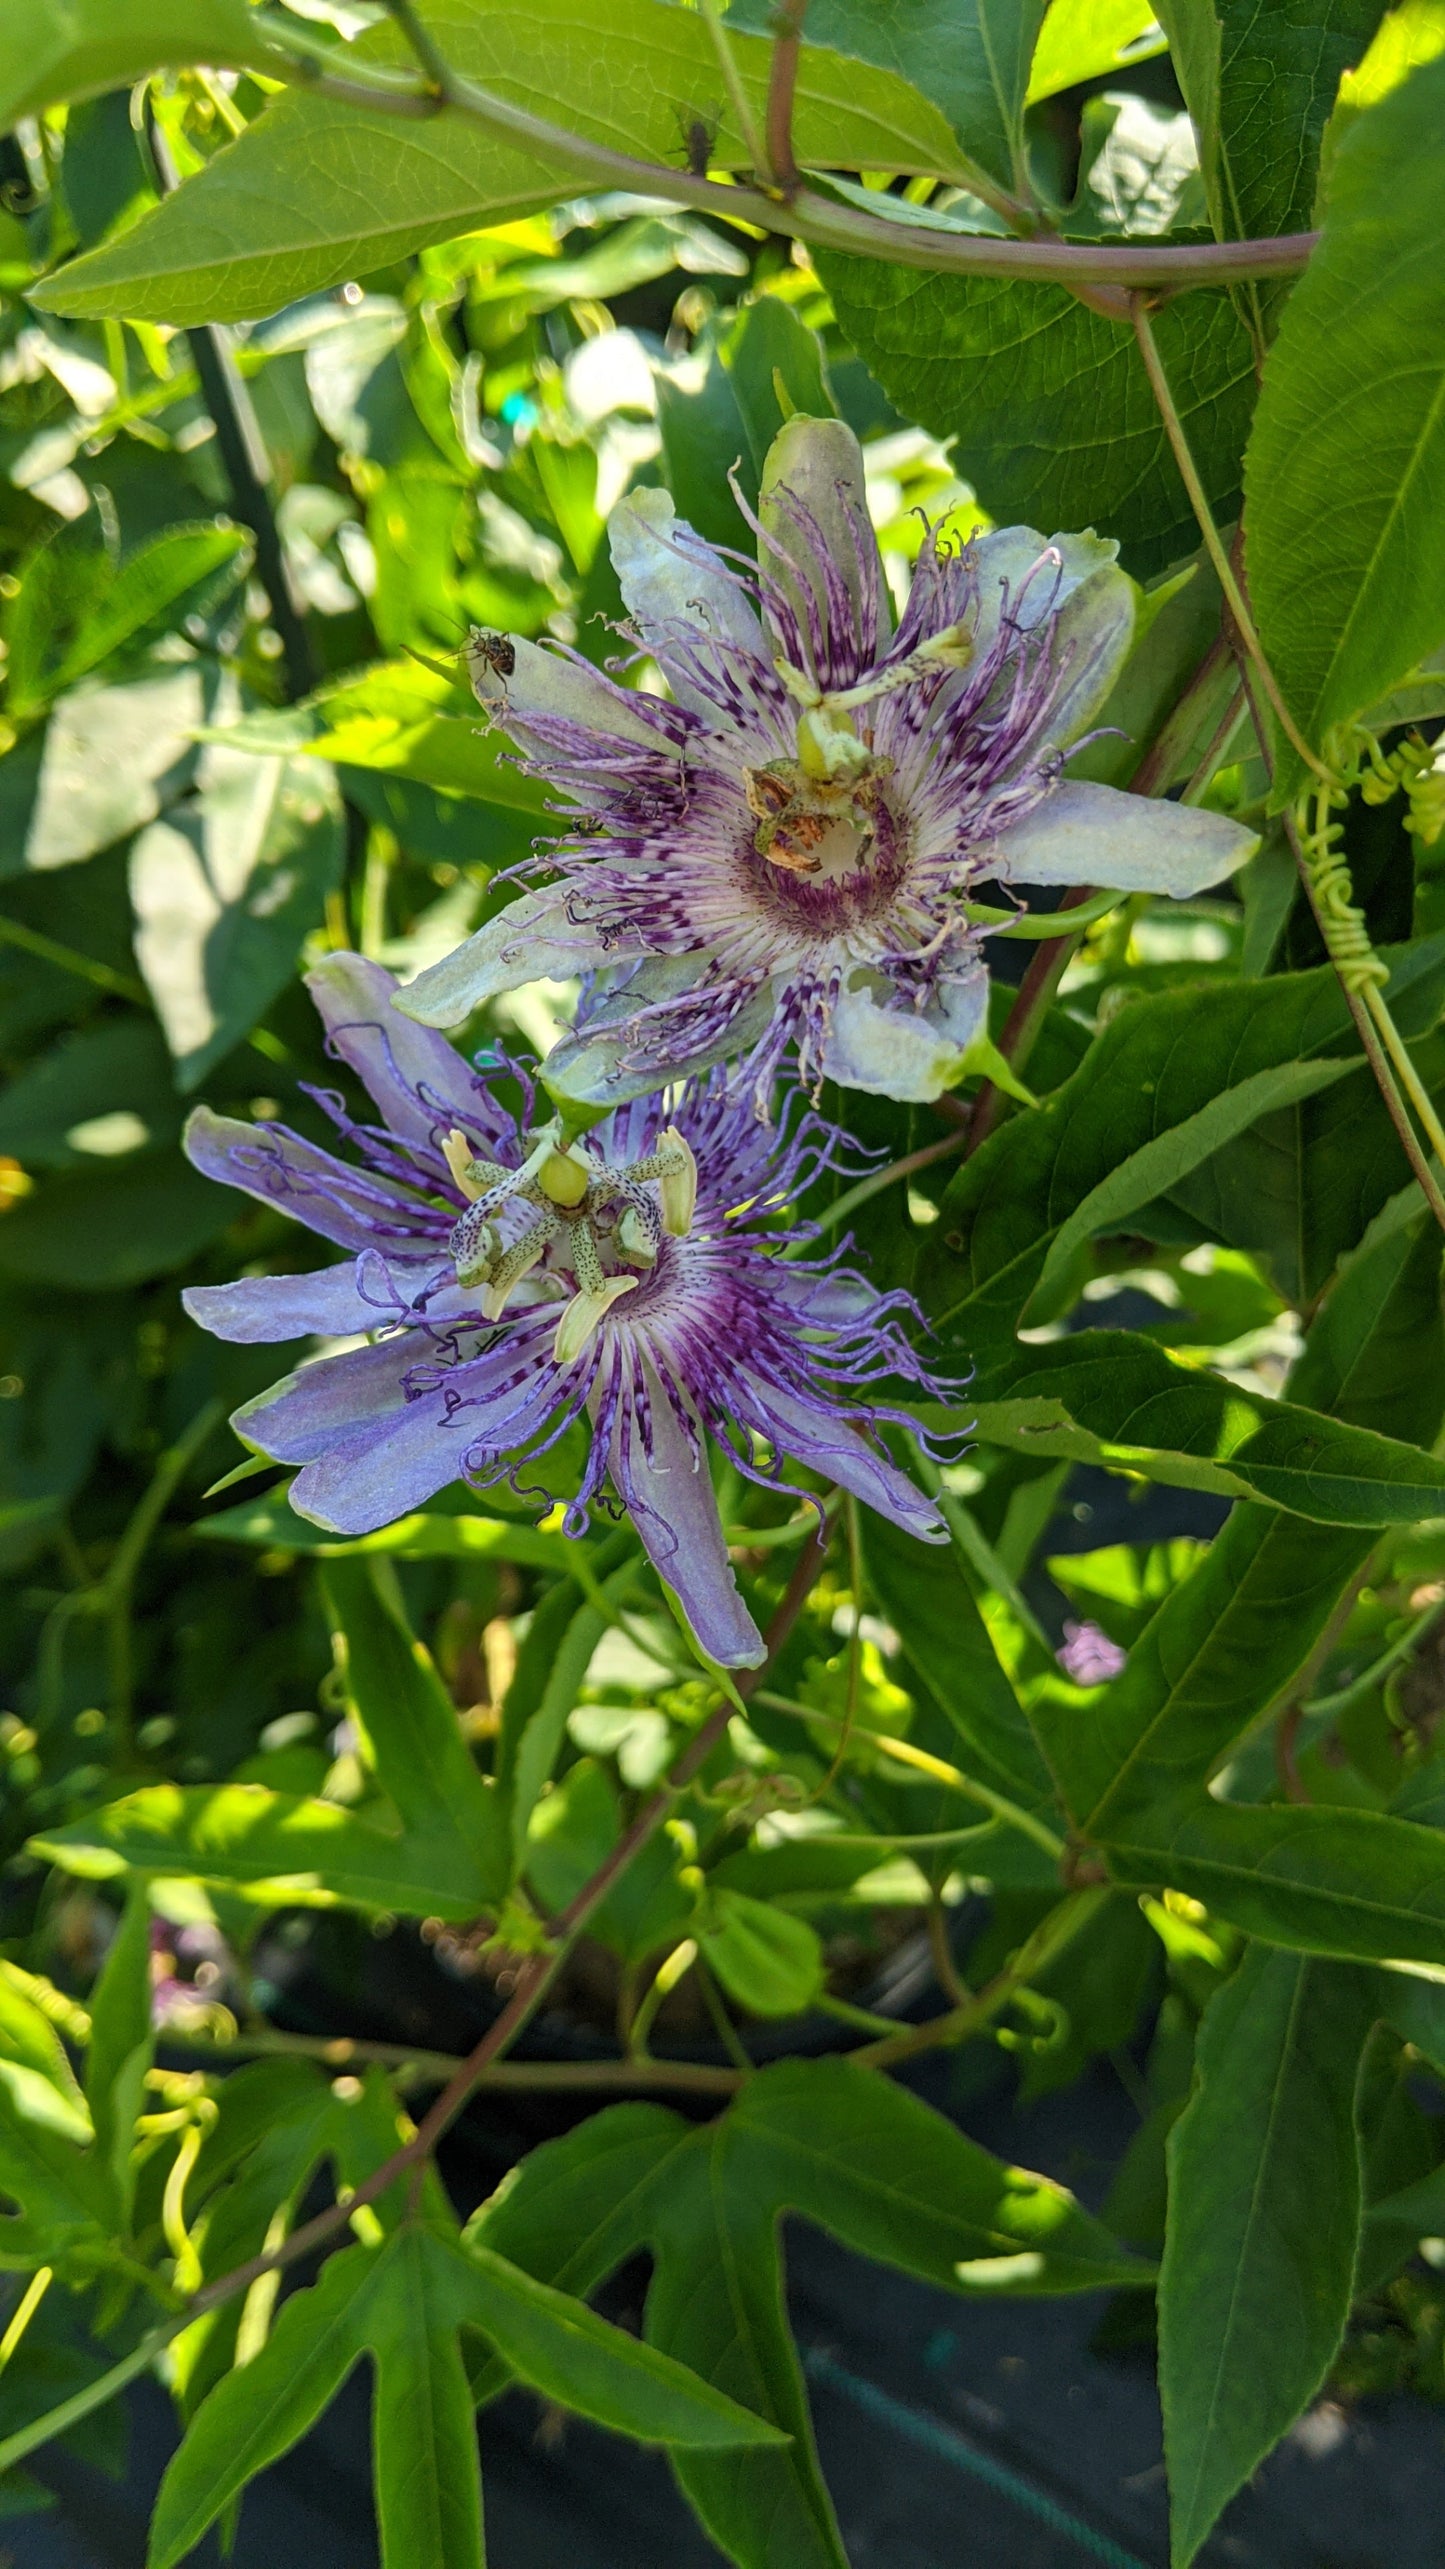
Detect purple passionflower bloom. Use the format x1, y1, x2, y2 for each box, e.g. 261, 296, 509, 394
394, 415, 1257, 1105
182, 954, 952, 1667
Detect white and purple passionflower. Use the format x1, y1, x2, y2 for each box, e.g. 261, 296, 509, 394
394, 414, 1257, 1106
182, 954, 952, 1667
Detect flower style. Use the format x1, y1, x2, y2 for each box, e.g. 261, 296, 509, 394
394, 415, 1257, 1105
183, 954, 952, 1667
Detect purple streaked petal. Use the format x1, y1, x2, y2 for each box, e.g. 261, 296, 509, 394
183, 1262, 384, 1343
233, 1334, 421, 1465
394, 887, 605, 1032
307, 951, 506, 1153
609, 488, 767, 719
543, 960, 776, 1107
610, 1355, 764, 1668
758, 416, 886, 685
773, 1267, 878, 1329
750, 1381, 948, 1544
184, 1106, 443, 1258
990, 779, 1258, 895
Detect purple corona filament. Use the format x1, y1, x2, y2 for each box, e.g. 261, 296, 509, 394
183, 955, 956, 1667
393, 416, 1256, 1109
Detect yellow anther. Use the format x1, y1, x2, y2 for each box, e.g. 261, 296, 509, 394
657, 1129, 698, 1237
617, 1207, 658, 1267
537, 1147, 590, 1208
552, 1274, 638, 1365
442, 1128, 485, 1201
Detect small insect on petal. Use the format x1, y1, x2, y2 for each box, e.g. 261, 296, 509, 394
552, 1274, 638, 1365
657, 1129, 698, 1237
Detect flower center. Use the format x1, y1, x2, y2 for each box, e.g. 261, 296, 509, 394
441, 1121, 698, 1362
741, 626, 972, 888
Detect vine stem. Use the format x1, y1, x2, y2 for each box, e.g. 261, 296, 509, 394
1126, 297, 1445, 1238
809, 1125, 966, 1234
846, 1885, 1109, 2072
1237, 674, 1445, 1237
154, 2024, 743, 2096
248, 6, 1316, 298
1128, 296, 1330, 786
765, 0, 808, 196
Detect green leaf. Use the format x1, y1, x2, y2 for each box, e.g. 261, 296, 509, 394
468, 2071, 1145, 2569
1026, 0, 1165, 103
33, 526, 250, 717
1159, 1946, 1372, 2565
0, 1964, 86, 2113
657, 333, 754, 554
735, 0, 1049, 194
1245, 52, 1445, 785
0, 0, 271, 129
1037, 1510, 1374, 1827
1158, 0, 1385, 259
1157, 1017, 1445, 1307
501, 1564, 640, 1877
0, 667, 210, 883
819, 259, 1255, 577
153, 2214, 778, 2569
1035, 1201, 1445, 1830
524, 1757, 693, 1963
31, 1779, 498, 1920
647, 2131, 850, 2569
367, 2231, 487, 2569
0, 2065, 109, 2273
861, 1509, 1054, 1803
1285, 1201, 1445, 1443
962, 1329, 1445, 1524
131, 748, 344, 1091
197, 1487, 581, 1574
726, 2057, 1150, 2291
0, 1021, 181, 1171
35, 0, 974, 325
1103, 1798, 1445, 1966
726, 299, 837, 481
697, 1890, 825, 2018
1024, 1059, 1357, 1325
461, 2239, 788, 2448
204, 662, 550, 811
0, 1153, 236, 1290
320, 1560, 507, 1896
147, 2237, 386, 2569
83, 1882, 153, 2223
917, 946, 1443, 1359
467, 2103, 692, 2403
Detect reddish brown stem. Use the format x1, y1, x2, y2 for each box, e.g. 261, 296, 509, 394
765, 0, 806, 196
